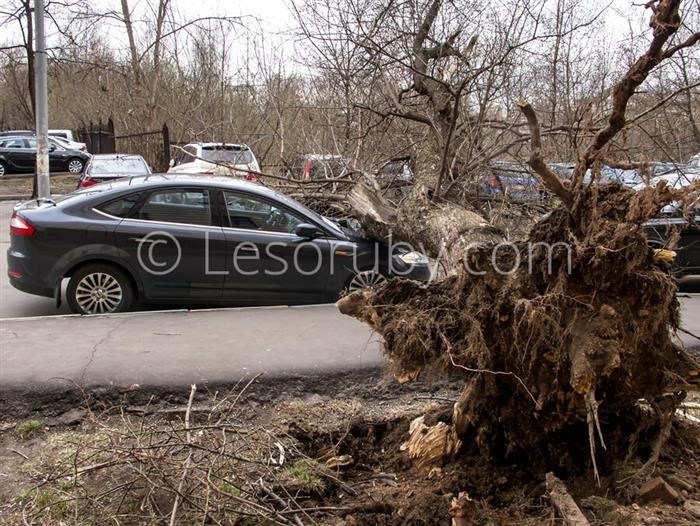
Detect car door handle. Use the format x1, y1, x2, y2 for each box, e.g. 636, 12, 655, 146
129, 237, 156, 244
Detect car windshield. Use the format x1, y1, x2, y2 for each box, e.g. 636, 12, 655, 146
201, 146, 254, 165
90, 157, 149, 175
267, 190, 344, 236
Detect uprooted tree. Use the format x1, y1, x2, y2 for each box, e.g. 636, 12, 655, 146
336, 0, 700, 479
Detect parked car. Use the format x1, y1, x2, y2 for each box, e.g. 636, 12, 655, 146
168, 143, 260, 179
582, 166, 642, 187
644, 206, 700, 277
375, 156, 414, 202
48, 129, 76, 142
487, 160, 542, 200
78, 154, 151, 188
7, 175, 430, 314
46, 135, 87, 152
285, 154, 353, 181
0, 129, 85, 151
0, 136, 89, 176
632, 168, 700, 191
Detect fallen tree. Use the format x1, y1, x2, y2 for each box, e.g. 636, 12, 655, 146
337, 0, 700, 480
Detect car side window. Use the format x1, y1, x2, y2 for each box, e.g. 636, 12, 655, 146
3, 138, 26, 149
134, 189, 211, 226
223, 191, 306, 234
96, 192, 142, 218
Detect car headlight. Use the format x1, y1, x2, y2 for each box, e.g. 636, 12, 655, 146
397, 251, 428, 264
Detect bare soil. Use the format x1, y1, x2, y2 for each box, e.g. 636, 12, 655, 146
0, 379, 698, 525
0, 173, 78, 197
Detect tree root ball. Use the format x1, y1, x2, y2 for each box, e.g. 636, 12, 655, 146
340, 184, 699, 474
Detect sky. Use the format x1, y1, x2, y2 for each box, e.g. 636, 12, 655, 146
0, 0, 660, 68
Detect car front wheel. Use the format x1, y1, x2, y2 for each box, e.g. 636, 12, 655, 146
67, 264, 133, 314
0, 160, 7, 177
347, 269, 388, 292
66, 157, 85, 174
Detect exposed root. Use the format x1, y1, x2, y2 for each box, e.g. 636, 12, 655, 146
340, 183, 700, 475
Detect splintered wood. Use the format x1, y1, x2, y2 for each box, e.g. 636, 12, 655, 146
400, 415, 462, 469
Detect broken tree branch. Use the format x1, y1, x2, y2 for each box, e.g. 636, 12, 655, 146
169, 383, 197, 526
517, 100, 573, 208
546, 472, 590, 526
573, 0, 687, 186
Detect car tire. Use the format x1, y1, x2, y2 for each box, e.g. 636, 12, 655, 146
67, 264, 134, 314
346, 268, 388, 292
0, 160, 7, 177
66, 157, 85, 174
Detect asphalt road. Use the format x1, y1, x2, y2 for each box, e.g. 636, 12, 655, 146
0, 200, 70, 317
0, 305, 383, 390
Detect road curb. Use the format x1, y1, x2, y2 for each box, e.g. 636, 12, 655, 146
0, 195, 29, 201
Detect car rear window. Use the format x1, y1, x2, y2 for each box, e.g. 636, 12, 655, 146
96, 192, 142, 218
90, 157, 150, 175
201, 146, 254, 164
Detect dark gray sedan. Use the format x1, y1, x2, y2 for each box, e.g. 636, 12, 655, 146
0, 136, 90, 176
7, 175, 430, 314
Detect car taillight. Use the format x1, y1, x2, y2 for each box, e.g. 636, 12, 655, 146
80, 178, 97, 188
246, 172, 259, 181
10, 213, 36, 237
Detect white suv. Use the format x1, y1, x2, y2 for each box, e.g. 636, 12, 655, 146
168, 143, 261, 179
688, 153, 700, 169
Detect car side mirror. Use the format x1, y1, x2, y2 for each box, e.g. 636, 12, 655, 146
294, 223, 321, 239
48, 144, 56, 152
168, 159, 175, 168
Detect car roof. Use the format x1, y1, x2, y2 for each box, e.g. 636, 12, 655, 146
186, 142, 250, 149
80, 174, 280, 199
90, 153, 146, 160
0, 130, 33, 136
0, 135, 61, 143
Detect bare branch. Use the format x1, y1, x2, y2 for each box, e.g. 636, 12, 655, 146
517, 100, 573, 208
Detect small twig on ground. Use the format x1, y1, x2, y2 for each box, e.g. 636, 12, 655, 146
545, 472, 590, 526
169, 383, 197, 526
10, 449, 30, 461
258, 479, 305, 526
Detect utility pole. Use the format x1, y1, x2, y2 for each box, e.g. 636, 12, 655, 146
34, 0, 50, 198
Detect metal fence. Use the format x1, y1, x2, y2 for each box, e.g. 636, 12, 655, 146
76, 119, 115, 155
77, 120, 171, 172
115, 124, 170, 172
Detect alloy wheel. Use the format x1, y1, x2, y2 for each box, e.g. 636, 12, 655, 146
67, 159, 84, 173
348, 270, 387, 291
74, 272, 123, 314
